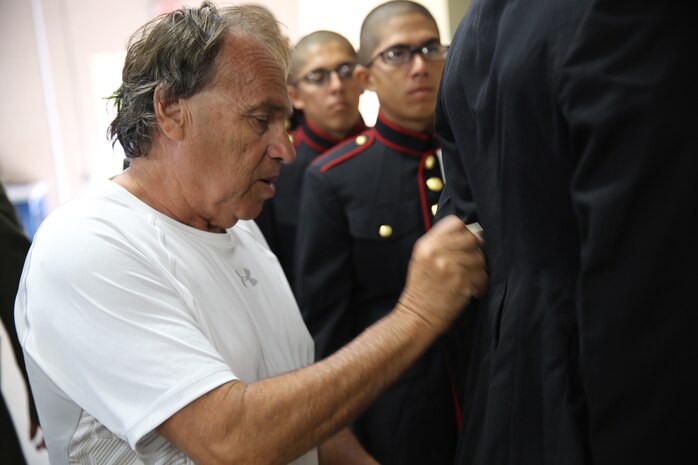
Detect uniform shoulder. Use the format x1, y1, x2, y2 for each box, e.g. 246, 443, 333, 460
310, 129, 375, 174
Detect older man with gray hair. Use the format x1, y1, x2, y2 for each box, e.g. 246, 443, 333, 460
15, 3, 487, 465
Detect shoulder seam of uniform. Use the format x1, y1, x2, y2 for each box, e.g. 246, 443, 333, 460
318, 130, 375, 173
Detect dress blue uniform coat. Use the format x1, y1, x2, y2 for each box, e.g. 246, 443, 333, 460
256, 117, 365, 289
296, 113, 464, 465
435, 1, 698, 464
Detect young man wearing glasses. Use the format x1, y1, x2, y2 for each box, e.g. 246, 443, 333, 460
256, 30, 365, 289
295, 2, 459, 464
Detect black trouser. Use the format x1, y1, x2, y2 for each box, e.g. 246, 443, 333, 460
0, 394, 27, 465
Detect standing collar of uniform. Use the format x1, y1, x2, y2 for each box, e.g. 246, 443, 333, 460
374, 112, 439, 156
299, 117, 367, 154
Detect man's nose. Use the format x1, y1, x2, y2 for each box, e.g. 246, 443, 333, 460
327, 70, 345, 90
269, 129, 296, 164
410, 52, 429, 72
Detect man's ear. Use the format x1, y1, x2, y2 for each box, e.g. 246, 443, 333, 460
354, 65, 374, 92
287, 84, 305, 111
154, 84, 184, 141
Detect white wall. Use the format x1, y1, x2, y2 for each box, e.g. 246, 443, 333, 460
296, 0, 451, 46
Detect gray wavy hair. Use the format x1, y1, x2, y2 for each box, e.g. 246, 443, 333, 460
108, 2, 289, 158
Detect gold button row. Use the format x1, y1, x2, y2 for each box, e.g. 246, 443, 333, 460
373, 155, 441, 238
426, 177, 443, 192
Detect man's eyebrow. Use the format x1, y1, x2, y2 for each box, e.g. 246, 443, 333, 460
384, 37, 441, 49
307, 61, 356, 72
244, 100, 289, 117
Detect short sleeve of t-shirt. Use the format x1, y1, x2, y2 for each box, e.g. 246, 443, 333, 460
18, 195, 238, 449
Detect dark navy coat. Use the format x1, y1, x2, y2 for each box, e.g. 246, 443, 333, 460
436, 1, 698, 464
256, 118, 365, 289
296, 113, 463, 465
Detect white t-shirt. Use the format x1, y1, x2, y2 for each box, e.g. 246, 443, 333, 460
15, 180, 317, 465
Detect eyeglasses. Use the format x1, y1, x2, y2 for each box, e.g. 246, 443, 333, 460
292, 63, 357, 86
366, 41, 449, 67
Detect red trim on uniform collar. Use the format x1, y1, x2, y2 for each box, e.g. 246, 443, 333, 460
378, 112, 431, 140
305, 118, 342, 144
297, 128, 327, 153
374, 112, 438, 157
375, 131, 426, 157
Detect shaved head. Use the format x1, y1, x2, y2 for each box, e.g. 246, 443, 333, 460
290, 30, 357, 80
358, 0, 438, 65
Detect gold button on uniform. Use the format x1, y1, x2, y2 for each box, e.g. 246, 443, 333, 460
424, 154, 437, 170
378, 225, 393, 238
355, 134, 368, 145
288, 134, 294, 143
426, 177, 444, 192
431, 204, 438, 216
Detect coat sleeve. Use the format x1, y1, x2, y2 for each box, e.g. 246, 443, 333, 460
559, 2, 698, 463
294, 164, 354, 360
434, 59, 478, 225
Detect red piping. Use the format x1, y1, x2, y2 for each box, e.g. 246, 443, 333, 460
418, 154, 431, 231
305, 119, 341, 144
320, 131, 375, 173
444, 350, 462, 431
378, 113, 430, 140
298, 130, 327, 153
375, 131, 425, 157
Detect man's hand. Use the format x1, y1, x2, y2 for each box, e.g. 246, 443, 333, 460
397, 215, 487, 334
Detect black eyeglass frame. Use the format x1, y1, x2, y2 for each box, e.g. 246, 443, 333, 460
365, 40, 449, 67
290, 62, 357, 86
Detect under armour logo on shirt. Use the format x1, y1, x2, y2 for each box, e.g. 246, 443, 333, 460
235, 268, 258, 288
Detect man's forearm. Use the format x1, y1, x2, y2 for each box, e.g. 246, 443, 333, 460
160, 306, 439, 465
